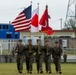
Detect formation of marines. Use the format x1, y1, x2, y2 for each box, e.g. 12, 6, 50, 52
15, 39, 62, 74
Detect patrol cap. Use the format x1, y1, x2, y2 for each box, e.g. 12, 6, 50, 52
37, 39, 41, 42
55, 41, 59, 44
28, 39, 32, 41
45, 39, 49, 42
18, 39, 22, 42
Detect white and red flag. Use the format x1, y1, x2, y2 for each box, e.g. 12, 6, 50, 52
31, 7, 39, 32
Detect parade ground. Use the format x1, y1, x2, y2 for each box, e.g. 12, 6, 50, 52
0, 1, 76, 75
0, 63, 76, 75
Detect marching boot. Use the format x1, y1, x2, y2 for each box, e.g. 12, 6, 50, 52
49, 71, 52, 74
40, 71, 43, 74
29, 71, 32, 74
19, 70, 22, 74
59, 71, 62, 74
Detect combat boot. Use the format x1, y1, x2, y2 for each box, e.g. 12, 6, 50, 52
59, 71, 62, 74
29, 71, 32, 74
49, 71, 52, 74
19, 70, 22, 74
40, 71, 43, 74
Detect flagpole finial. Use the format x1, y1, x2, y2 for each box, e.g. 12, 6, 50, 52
46, 5, 48, 8
31, 1, 32, 4
37, 3, 39, 5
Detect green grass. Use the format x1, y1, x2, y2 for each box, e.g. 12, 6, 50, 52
0, 63, 76, 75
2, 49, 76, 55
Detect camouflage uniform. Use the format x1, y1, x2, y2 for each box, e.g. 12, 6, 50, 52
52, 41, 62, 74
24, 39, 34, 74
15, 40, 24, 73
63, 52, 67, 63
43, 40, 52, 74
35, 43, 43, 73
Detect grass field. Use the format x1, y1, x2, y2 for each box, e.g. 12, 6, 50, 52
0, 63, 76, 75
2, 49, 76, 55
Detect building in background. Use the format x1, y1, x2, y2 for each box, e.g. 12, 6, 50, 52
20, 30, 76, 48
0, 23, 76, 51
0, 23, 20, 51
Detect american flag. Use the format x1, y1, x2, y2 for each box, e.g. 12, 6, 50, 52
12, 5, 31, 32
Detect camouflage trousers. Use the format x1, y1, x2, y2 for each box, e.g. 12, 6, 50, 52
36, 55, 43, 71
45, 55, 51, 72
53, 58, 61, 72
16, 54, 23, 71
26, 55, 34, 71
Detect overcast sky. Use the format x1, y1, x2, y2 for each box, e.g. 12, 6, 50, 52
0, 0, 70, 30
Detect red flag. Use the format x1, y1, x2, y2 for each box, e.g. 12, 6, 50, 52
39, 6, 48, 26
31, 14, 38, 27
39, 5, 54, 35
31, 7, 39, 32
41, 26, 54, 35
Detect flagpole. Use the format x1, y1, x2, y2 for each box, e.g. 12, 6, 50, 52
46, 5, 49, 26
30, 1, 32, 39
37, 3, 40, 39
46, 5, 49, 39
46, 5, 50, 39
30, 31, 32, 39
47, 34, 49, 39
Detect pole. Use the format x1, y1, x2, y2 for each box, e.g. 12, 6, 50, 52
46, 5, 49, 26
0, 40, 3, 55
75, 2, 76, 26
46, 5, 49, 39
60, 18, 62, 30
65, 0, 70, 22
37, 3, 40, 38
30, 31, 32, 39
41, 32, 44, 46
30, 1, 32, 39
